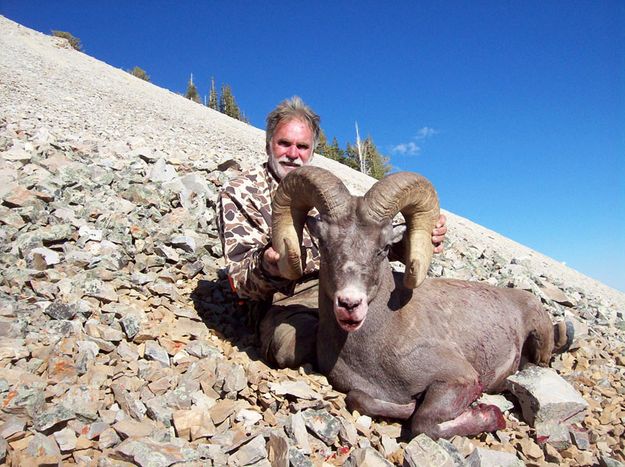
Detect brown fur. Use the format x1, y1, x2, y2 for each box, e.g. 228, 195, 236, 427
272, 167, 560, 439
314, 217, 555, 439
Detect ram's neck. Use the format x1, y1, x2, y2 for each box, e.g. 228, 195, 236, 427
316, 290, 347, 374
316, 265, 399, 371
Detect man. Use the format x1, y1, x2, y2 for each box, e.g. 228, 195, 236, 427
218, 97, 447, 368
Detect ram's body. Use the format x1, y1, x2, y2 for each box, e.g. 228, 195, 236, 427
272, 166, 565, 439
318, 272, 551, 400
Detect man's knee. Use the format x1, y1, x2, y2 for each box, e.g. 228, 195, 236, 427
259, 305, 318, 369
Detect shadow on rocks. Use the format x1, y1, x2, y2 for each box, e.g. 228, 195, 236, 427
190, 269, 265, 363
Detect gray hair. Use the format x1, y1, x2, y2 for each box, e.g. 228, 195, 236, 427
265, 96, 320, 153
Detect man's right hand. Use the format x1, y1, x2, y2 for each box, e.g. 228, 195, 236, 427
262, 246, 282, 277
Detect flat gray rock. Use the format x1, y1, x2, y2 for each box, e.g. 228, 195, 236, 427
403, 434, 455, 467
301, 409, 341, 446
506, 365, 588, 425
144, 340, 171, 367
466, 447, 524, 467
228, 434, 267, 466
346, 447, 393, 466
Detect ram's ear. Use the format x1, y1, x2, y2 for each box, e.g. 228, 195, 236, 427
391, 224, 407, 244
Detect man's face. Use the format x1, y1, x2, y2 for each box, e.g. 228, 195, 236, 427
268, 118, 314, 180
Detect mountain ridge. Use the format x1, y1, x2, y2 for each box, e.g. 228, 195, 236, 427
2, 15, 622, 312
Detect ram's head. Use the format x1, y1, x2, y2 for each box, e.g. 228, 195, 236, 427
272, 166, 439, 332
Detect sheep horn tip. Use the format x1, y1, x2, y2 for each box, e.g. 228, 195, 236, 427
404, 258, 427, 289
281, 236, 303, 280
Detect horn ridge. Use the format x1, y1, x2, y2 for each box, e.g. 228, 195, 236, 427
363, 172, 440, 289
363, 172, 437, 222
271, 166, 353, 279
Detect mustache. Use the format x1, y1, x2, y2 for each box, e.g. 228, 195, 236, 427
277, 157, 302, 167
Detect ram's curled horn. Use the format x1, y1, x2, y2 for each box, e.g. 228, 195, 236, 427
363, 172, 440, 289
271, 166, 352, 280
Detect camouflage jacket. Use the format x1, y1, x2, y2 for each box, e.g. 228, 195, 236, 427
217, 163, 320, 302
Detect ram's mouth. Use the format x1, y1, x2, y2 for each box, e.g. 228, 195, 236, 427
338, 318, 363, 332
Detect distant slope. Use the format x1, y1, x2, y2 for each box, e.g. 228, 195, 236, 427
1, 15, 623, 314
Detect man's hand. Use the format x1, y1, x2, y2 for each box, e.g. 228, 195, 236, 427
432, 214, 447, 254
262, 246, 282, 277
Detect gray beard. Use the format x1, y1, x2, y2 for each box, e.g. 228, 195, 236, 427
267, 152, 285, 181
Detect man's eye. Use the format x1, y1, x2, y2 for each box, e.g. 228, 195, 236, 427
278, 140, 290, 147
297, 144, 309, 150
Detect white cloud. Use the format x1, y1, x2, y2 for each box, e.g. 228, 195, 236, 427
391, 142, 421, 156
391, 126, 438, 157
416, 127, 438, 140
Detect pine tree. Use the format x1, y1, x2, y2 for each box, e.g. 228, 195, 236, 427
219, 84, 241, 120
362, 136, 391, 180
208, 77, 218, 110
317, 128, 388, 177
128, 66, 150, 82
316, 129, 330, 156
327, 137, 346, 163
185, 74, 201, 103
342, 143, 362, 171
318, 129, 363, 170
316, 130, 346, 163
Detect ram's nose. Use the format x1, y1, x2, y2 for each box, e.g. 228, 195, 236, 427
334, 289, 368, 332
337, 295, 362, 312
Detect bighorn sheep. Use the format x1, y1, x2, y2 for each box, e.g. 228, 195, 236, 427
271, 166, 571, 439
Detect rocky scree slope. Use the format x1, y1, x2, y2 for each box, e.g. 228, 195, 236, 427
1, 16, 624, 466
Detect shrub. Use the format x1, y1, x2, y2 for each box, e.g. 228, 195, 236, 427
51, 30, 83, 51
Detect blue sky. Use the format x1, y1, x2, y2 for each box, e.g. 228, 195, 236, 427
3, 1, 624, 292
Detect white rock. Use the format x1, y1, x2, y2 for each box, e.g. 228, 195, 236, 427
148, 157, 178, 183
476, 393, 515, 412
29, 246, 61, 268
78, 225, 103, 241
269, 380, 321, 400
236, 408, 263, 429
53, 427, 77, 452
289, 412, 311, 454
355, 414, 372, 432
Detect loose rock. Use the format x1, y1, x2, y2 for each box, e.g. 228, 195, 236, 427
1, 16, 625, 467
506, 365, 589, 426
466, 447, 524, 466
404, 434, 455, 467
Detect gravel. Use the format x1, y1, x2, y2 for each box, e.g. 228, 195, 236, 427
1, 15, 624, 466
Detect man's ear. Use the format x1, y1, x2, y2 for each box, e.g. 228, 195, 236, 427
306, 216, 325, 239
391, 225, 406, 244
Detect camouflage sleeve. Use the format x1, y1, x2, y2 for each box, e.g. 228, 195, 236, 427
217, 185, 293, 301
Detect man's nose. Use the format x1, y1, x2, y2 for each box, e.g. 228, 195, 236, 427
285, 145, 298, 158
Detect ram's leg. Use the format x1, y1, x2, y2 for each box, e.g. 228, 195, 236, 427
553, 319, 575, 354
411, 376, 505, 440
346, 389, 416, 421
